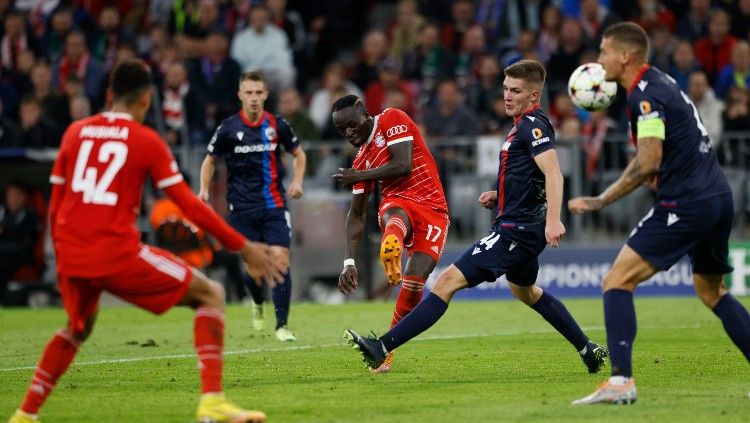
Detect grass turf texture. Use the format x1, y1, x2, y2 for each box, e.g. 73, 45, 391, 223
1, 297, 748, 422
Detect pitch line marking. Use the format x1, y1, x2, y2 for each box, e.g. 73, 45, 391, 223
0, 323, 702, 372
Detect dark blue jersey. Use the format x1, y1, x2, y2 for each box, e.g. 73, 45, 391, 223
627, 65, 730, 204
207, 111, 299, 212
496, 104, 555, 224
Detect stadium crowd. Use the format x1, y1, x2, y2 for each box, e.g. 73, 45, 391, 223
2, 0, 750, 301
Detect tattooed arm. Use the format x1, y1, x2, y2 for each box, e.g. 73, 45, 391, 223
568, 137, 662, 213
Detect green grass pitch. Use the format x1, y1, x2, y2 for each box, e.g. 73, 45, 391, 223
1, 297, 748, 422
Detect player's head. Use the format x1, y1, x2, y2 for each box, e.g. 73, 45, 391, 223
502, 59, 545, 118
238, 71, 268, 120
599, 22, 649, 82
331, 94, 372, 147
109, 59, 153, 123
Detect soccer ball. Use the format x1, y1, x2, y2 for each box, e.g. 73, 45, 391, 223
567, 63, 618, 111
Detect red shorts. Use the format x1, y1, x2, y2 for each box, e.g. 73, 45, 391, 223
58, 245, 193, 334
379, 197, 450, 262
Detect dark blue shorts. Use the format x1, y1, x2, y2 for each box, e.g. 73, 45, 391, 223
229, 207, 291, 248
454, 222, 547, 287
627, 192, 734, 274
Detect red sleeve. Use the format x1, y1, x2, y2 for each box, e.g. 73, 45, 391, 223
163, 182, 246, 252
351, 149, 374, 194
146, 130, 184, 190
380, 108, 416, 146
49, 126, 74, 238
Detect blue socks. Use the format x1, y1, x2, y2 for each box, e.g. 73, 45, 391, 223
381, 292, 448, 351
712, 293, 750, 362
272, 271, 292, 329
243, 271, 292, 330
603, 289, 636, 377
530, 291, 589, 351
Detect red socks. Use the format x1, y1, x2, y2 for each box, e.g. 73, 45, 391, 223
20, 331, 80, 414
383, 216, 408, 248
194, 308, 224, 394
391, 275, 426, 327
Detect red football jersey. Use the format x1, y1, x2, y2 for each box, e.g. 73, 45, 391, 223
351, 108, 447, 212
50, 112, 186, 277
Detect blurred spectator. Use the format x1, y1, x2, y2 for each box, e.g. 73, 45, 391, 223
53, 31, 107, 109
483, 92, 513, 135
43, 7, 75, 63
149, 192, 214, 270
1, 11, 40, 78
669, 40, 701, 92
689, 70, 724, 151
187, 30, 241, 128
500, 29, 536, 67
423, 78, 480, 136
161, 61, 206, 146
549, 91, 580, 130
547, 18, 586, 97
174, 0, 223, 58
714, 41, 750, 100
310, 62, 363, 133
0, 98, 21, 147
648, 25, 675, 71
266, 0, 308, 91
452, 24, 486, 90
578, 0, 619, 46
231, 5, 295, 94
466, 54, 502, 119
402, 21, 452, 105
149, 0, 174, 26
388, 0, 424, 61
694, 8, 737, 81
474, 0, 503, 50
580, 110, 611, 181
12, 49, 35, 95
0, 182, 40, 303
632, 0, 675, 34
441, 0, 474, 54
278, 87, 318, 141
722, 87, 750, 166
29, 61, 70, 131
495, 0, 550, 54
68, 94, 92, 121
140, 24, 172, 86
676, 0, 711, 42
383, 87, 411, 112
536, 4, 561, 63
19, 95, 61, 149
90, 6, 136, 70
364, 58, 415, 117
351, 29, 388, 91
730, 0, 750, 39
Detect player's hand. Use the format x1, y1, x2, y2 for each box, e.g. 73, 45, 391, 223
338, 265, 358, 294
239, 241, 287, 287
198, 189, 210, 202
478, 191, 498, 209
545, 219, 565, 248
568, 196, 605, 214
332, 168, 360, 186
287, 181, 304, 199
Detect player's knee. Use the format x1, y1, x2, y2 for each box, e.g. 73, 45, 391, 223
207, 280, 226, 307
602, 270, 637, 292
432, 267, 465, 297
695, 284, 726, 308
510, 286, 537, 306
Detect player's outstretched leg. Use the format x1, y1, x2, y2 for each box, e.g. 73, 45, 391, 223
694, 273, 750, 363
272, 270, 295, 342
509, 283, 607, 373
380, 213, 408, 286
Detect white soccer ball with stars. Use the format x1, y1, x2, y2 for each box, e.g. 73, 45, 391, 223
567, 63, 618, 111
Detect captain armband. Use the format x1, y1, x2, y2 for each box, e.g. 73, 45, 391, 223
636, 117, 665, 140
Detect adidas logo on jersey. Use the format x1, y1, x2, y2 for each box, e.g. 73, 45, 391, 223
234, 144, 277, 153
667, 213, 679, 227
236, 132, 244, 140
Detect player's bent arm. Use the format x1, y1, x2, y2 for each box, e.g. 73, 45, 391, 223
48, 183, 66, 240
199, 155, 217, 201
289, 147, 306, 192
345, 192, 369, 261
354, 141, 412, 182
597, 136, 662, 207
534, 149, 564, 223
164, 181, 246, 252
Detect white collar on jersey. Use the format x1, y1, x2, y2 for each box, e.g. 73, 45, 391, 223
101, 111, 134, 121
364, 114, 380, 145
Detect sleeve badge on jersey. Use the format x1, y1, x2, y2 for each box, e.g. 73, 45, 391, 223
375, 134, 385, 147
264, 126, 276, 141
532, 128, 543, 139
639, 101, 651, 114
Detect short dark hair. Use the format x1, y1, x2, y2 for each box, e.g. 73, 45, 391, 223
239, 71, 267, 88
331, 95, 364, 113
603, 22, 650, 62
110, 60, 152, 104
503, 59, 546, 89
